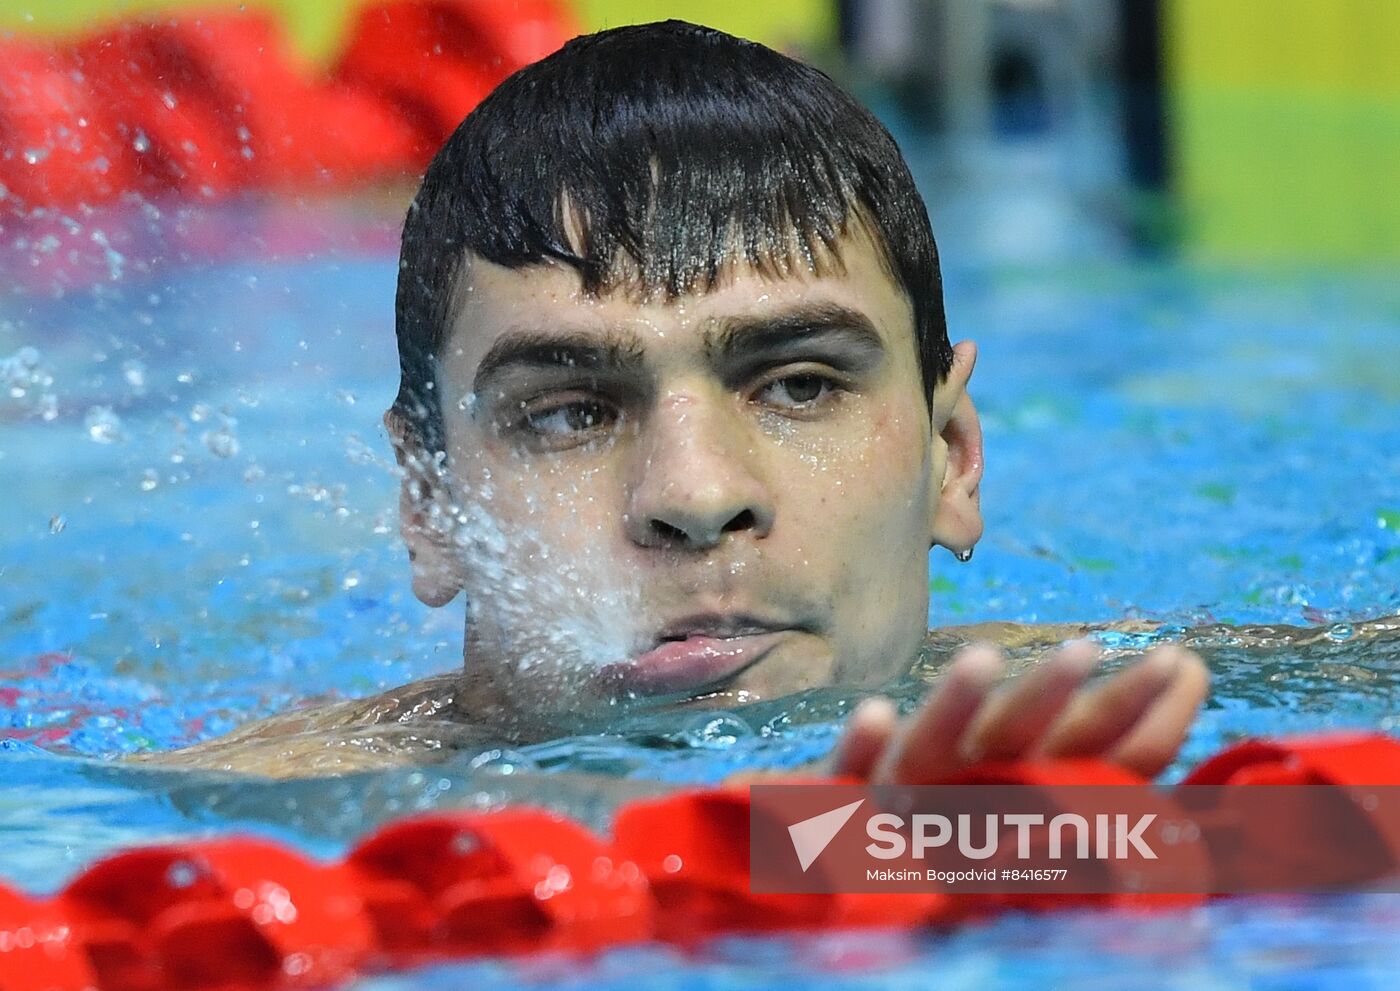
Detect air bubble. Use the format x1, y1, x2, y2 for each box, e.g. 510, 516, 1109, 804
48, 515, 66, 534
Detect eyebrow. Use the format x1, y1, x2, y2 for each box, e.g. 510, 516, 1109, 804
469, 301, 886, 396
705, 302, 886, 364
471, 329, 647, 394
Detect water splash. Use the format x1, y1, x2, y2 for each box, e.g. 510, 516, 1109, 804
402, 447, 646, 698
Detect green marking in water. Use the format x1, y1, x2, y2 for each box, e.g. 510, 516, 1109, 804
1378, 509, 1400, 531
1195, 483, 1236, 504
929, 575, 957, 594
1074, 557, 1116, 573
1206, 543, 1254, 561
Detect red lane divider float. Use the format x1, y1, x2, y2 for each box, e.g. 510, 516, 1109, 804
5, 732, 1400, 991
0, 0, 579, 213
60, 840, 372, 991
1179, 733, 1400, 893
939, 758, 1211, 914
614, 778, 951, 939
346, 808, 653, 963
0, 883, 98, 991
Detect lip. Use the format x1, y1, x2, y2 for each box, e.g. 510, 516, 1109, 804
603, 615, 792, 696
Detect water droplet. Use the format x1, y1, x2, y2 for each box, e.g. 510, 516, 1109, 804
680, 712, 753, 748
84, 406, 123, 443
166, 860, 199, 888
140, 469, 159, 492
201, 427, 239, 459
132, 130, 152, 154
48, 515, 66, 534
341, 571, 361, 590
466, 747, 538, 775
121, 359, 147, 392
22, 148, 50, 166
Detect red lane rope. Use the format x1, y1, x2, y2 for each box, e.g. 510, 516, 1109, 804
4, 733, 1400, 990
0, 1, 579, 214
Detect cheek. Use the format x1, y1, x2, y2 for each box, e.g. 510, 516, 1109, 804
449, 436, 622, 564
798, 404, 929, 521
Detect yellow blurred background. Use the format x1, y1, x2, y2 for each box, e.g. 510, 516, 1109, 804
3, 0, 1398, 261
1167, 0, 1400, 261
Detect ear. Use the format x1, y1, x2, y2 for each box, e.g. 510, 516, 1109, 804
384, 407, 465, 607
928, 340, 985, 555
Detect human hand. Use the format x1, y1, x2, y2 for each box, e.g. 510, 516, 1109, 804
828, 640, 1210, 784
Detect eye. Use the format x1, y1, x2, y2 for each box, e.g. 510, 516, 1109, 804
520, 398, 617, 439
753, 372, 841, 409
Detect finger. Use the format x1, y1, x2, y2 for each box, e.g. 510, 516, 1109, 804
827, 696, 898, 779
963, 639, 1100, 762
872, 644, 1004, 784
1108, 650, 1210, 778
1036, 645, 1192, 759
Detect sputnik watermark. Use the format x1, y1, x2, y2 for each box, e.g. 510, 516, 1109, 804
787, 801, 1157, 872
750, 784, 1400, 894
864, 812, 1158, 861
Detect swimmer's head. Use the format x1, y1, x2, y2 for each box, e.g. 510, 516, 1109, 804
384, 20, 984, 717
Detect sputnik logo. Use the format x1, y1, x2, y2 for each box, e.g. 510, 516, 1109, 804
787, 799, 865, 871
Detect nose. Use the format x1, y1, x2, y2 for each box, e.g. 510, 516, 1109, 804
624, 390, 775, 550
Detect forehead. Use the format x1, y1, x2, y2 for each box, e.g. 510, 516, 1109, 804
440, 230, 916, 374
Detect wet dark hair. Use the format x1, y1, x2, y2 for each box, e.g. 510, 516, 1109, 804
392, 19, 951, 453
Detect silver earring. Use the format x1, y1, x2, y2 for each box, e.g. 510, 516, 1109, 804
954, 547, 974, 563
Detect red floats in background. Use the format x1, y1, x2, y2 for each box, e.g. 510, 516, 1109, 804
0, 0, 579, 213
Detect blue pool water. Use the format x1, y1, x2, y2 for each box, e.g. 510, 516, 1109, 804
3, 192, 1400, 988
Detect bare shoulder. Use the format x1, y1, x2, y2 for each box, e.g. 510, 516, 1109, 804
129, 673, 485, 778
929, 618, 1160, 651
929, 612, 1400, 653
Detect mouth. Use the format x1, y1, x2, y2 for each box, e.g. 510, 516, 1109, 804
600, 614, 794, 697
